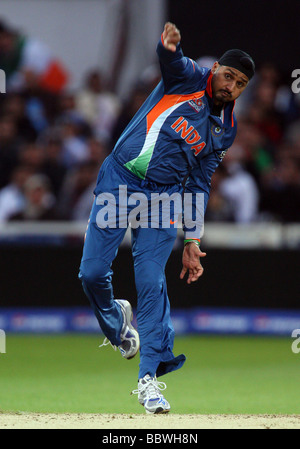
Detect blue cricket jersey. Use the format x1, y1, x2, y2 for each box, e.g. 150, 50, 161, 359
112, 35, 238, 239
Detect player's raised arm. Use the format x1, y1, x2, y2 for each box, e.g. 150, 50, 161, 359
161, 22, 181, 52
157, 22, 202, 87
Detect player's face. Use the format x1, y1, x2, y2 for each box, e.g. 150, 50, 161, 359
211, 62, 249, 105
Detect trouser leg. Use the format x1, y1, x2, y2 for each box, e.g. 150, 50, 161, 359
79, 199, 127, 346
131, 227, 186, 378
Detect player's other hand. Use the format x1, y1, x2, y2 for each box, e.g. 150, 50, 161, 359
162, 22, 181, 52
180, 243, 206, 284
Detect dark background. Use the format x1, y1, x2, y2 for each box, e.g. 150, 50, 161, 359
0, 244, 299, 310
168, 0, 299, 79
0, 1, 299, 313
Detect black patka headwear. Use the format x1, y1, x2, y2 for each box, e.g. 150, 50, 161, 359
218, 49, 255, 80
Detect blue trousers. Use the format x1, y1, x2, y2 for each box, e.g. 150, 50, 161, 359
79, 155, 186, 378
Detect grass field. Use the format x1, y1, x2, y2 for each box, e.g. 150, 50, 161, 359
0, 334, 299, 415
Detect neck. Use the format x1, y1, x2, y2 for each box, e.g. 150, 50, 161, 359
211, 101, 224, 116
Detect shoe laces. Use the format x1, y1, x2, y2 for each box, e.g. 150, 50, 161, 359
99, 302, 127, 351
99, 337, 117, 351
131, 376, 167, 398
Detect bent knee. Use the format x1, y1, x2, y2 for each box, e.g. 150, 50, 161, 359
135, 269, 165, 299
79, 259, 112, 287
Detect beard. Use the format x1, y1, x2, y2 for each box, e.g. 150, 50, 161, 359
213, 89, 232, 104
211, 73, 233, 105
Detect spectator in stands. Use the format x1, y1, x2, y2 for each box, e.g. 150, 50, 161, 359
259, 152, 300, 222
56, 161, 98, 220
76, 69, 121, 144
218, 143, 260, 223
70, 137, 109, 221
232, 118, 275, 188
9, 173, 58, 221
205, 165, 234, 222
0, 18, 68, 94
0, 93, 37, 142
40, 132, 67, 198
110, 83, 150, 150
0, 164, 33, 222
0, 113, 20, 188
247, 80, 284, 146
284, 118, 300, 151
86, 136, 109, 168
56, 113, 90, 168
139, 63, 161, 93
18, 142, 45, 173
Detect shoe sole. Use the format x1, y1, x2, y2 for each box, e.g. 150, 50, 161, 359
139, 400, 170, 415
116, 300, 140, 359
145, 407, 170, 415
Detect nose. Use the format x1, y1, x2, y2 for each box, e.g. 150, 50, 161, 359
225, 81, 234, 93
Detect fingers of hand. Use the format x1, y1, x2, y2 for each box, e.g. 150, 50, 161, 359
187, 266, 204, 284
180, 267, 187, 279
180, 262, 204, 283
164, 22, 178, 33
163, 22, 180, 51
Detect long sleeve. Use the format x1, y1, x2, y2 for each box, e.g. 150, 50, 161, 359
182, 150, 223, 240
156, 37, 206, 93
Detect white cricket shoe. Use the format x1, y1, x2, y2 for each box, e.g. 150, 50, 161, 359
99, 299, 140, 360
131, 374, 171, 414
116, 299, 140, 359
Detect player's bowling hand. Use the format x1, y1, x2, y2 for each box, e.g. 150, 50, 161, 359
180, 243, 206, 284
162, 22, 181, 52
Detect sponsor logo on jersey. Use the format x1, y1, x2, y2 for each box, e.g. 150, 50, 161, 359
188, 98, 205, 113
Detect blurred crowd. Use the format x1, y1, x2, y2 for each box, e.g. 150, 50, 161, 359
0, 20, 300, 224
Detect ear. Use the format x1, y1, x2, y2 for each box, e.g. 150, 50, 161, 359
211, 62, 220, 74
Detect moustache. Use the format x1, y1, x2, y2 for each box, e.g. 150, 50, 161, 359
220, 89, 232, 97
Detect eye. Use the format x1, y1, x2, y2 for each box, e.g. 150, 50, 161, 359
237, 81, 244, 88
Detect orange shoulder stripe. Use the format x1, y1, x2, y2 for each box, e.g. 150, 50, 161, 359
146, 91, 205, 135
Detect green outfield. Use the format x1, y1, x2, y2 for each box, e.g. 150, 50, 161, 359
0, 334, 299, 414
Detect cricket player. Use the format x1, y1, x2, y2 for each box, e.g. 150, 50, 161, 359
79, 22, 255, 414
